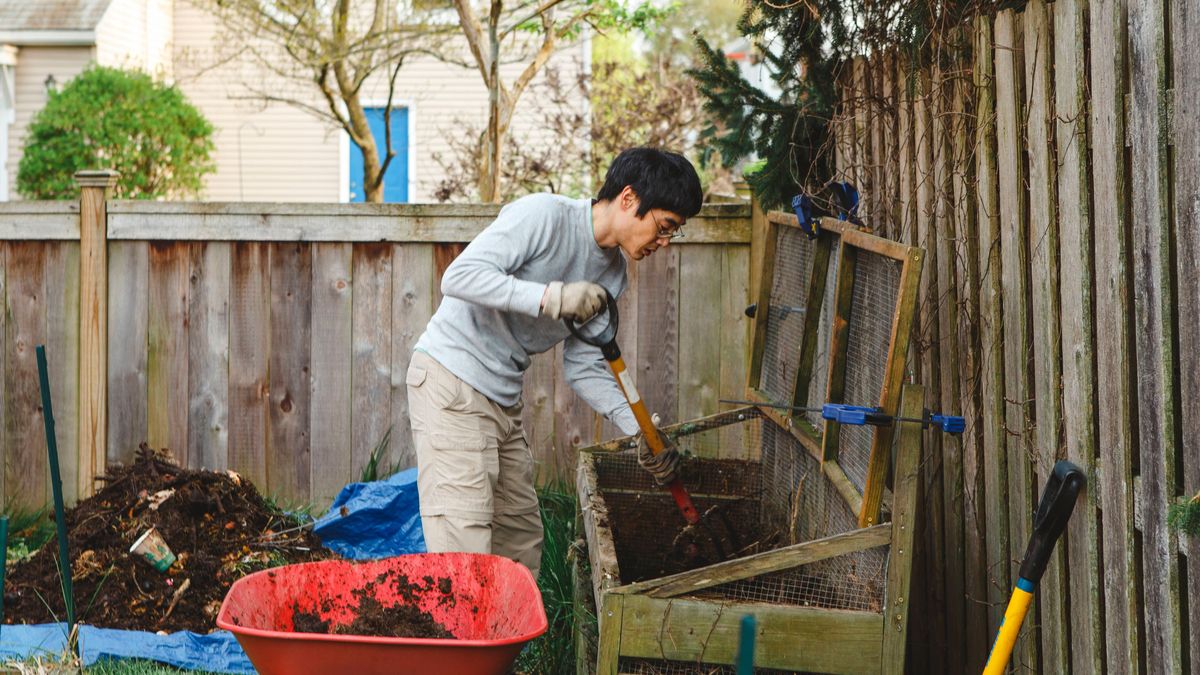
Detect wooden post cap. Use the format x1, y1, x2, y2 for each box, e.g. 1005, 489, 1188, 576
74, 170, 120, 188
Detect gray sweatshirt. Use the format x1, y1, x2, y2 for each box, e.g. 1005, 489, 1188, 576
414, 193, 639, 435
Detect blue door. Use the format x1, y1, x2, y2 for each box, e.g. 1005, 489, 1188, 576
348, 106, 409, 202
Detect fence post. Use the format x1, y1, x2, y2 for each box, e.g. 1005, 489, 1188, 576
75, 169, 118, 499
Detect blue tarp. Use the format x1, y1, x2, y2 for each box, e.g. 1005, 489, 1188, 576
312, 467, 426, 559
0, 624, 255, 673
0, 469, 425, 672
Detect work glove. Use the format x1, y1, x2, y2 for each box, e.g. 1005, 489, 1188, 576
542, 281, 606, 323
637, 413, 681, 485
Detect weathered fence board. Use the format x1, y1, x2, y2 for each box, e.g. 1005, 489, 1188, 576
1023, 3, 1069, 670
147, 243, 190, 465
187, 243, 230, 473
1128, 0, 1183, 668
106, 242, 147, 467
1090, 1, 1142, 671
6, 243, 48, 507
390, 243, 435, 474
973, 13, 1011, 652
1171, 0, 1200, 670
227, 242, 271, 488
950, 57, 988, 663
267, 242, 313, 503
350, 243, 393, 480
932, 59, 965, 675
309, 243, 353, 505
1054, 0, 1105, 671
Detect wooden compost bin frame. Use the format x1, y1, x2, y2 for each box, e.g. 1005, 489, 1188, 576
575, 215, 926, 673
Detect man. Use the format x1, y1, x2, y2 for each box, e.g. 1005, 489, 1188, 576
406, 147, 704, 578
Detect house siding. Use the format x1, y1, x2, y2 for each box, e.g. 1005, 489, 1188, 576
174, 1, 589, 202
95, 0, 172, 76
6, 46, 94, 199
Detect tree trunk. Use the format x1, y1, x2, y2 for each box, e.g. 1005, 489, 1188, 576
361, 145, 384, 203
478, 91, 514, 204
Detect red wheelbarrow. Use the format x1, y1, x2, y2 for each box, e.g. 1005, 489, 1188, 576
217, 553, 546, 675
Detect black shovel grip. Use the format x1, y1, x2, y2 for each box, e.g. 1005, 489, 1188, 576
564, 289, 620, 361
1017, 460, 1086, 584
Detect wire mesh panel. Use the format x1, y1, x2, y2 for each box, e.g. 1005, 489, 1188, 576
836, 249, 903, 491
802, 237, 840, 429
759, 226, 816, 404
591, 411, 888, 613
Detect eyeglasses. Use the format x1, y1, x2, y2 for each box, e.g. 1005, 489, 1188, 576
651, 211, 685, 241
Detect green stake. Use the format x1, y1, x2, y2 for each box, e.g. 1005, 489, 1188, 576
36, 345, 76, 650
735, 614, 756, 675
1, 514, 8, 639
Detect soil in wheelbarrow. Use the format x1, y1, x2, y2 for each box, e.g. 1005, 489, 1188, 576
290, 571, 458, 639
4, 444, 334, 633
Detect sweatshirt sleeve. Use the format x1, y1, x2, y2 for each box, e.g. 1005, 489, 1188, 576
562, 335, 640, 437
439, 202, 553, 317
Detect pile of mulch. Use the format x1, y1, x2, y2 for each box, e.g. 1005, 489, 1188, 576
4, 444, 333, 634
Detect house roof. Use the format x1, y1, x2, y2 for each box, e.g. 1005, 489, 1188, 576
0, 0, 114, 31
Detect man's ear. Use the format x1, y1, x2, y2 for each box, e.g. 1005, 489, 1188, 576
620, 186, 639, 210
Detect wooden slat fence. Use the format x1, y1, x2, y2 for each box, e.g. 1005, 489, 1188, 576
831, 1, 1196, 672
0, 195, 751, 510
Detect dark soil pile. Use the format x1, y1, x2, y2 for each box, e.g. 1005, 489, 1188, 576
4, 445, 332, 633
289, 572, 457, 639
604, 494, 775, 581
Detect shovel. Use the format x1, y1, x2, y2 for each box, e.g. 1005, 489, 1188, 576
565, 291, 734, 564
983, 460, 1085, 674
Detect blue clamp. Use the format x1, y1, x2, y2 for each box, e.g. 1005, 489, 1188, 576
792, 181, 860, 240
821, 402, 966, 435
792, 194, 819, 239
927, 412, 966, 435
821, 403, 890, 427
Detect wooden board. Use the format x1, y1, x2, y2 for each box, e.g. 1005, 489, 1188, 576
147, 242, 190, 466
994, 12, 1037, 669
932, 60, 965, 674
523, 350, 557, 483
1089, 1, 1141, 668
912, 68, 946, 674
106, 242, 148, 466
617, 595, 883, 674
45, 242, 80, 502
187, 242, 230, 471
974, 15, 1011, 642
635, 244, 679, 426
719, 245, 750, 458
390, 242, 434, 473
950, 50, 989, 665
267, 242, 312, 503
881, 384, 925, 674
1054, 0, 1105, 671
227, 242, 271, 488
309, 243, 353, 506
351, 243, 393, 480
678, 245, 723, 451
5, 243, 47, 506
1170, 0, 1200, 669
104, 202, 751, 244
1023, 3, 1068, 670
1127, 0, 1183, 667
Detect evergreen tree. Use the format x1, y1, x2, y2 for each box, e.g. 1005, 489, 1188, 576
689, 1, 993, 209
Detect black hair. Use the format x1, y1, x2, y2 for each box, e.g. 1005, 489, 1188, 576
595, 147, 703, 218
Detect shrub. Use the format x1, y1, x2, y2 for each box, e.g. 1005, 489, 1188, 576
17, 65, 215, 199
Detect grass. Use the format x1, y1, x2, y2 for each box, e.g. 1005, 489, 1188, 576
513, 482, 580, 675
4, 507, 56, 571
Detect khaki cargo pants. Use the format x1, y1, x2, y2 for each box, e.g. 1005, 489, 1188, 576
406, 351, 544, 579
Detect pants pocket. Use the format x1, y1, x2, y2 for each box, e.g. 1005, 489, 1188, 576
419, 432, 498, 518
